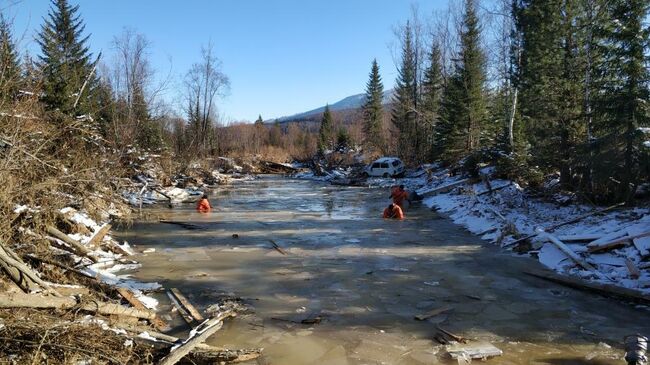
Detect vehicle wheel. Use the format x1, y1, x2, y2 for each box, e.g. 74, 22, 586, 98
382, 173, 390, 178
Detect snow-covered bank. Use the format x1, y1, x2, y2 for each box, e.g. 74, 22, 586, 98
55, 206, 161, 309
416, 169, 650, 295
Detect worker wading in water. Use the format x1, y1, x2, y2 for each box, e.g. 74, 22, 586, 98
196, 194, 212, 213
383, 203, 404, 220
390, 184, 410, 209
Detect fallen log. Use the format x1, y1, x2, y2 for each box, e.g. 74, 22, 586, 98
504, 202, 625, 248
420, 179, 471, 198
26, 254, 95, 279
46, 225, 98, 262
477, 182, 512, 196
170, 288, 204, 322
158, 309, 236, 365
0, 291, 155, 319
0, 243, 60, 295
588, 231, 650, 253
539, 231, 603, 277
120, 323, 262, 363
117, 287, 169, 331
524, 268, 650, 304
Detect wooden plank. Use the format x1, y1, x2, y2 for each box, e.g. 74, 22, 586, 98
87, 223, 112, 248
167, 290, 194, 324
557, 234, 603, 242
626, 259, 641, 279
629, 227, 650, 257
588, 229, 629, 246
524, 268, 650, 304
414, 306, 452, 321
117, 287, 169, 331
170, 288, 204, 322
158, 310, 236, 365
588, 231, 650, 253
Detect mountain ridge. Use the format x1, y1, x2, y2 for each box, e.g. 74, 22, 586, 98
273, 89, 394, 123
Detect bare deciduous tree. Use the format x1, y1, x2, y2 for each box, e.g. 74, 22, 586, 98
184, 42, 230, 155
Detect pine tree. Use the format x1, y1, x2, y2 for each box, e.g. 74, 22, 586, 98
318, 104, 334, 153
255, 114, 264, 125
592, 0, 650, 200
391, 21, 418, 164
37, 0, 96, 114
436, 0, 488, 164
362, 59, 385, 152
0, 13, 20, 104
420, 42, 444, 161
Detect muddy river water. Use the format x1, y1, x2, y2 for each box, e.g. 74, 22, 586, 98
120, 176, 650, 364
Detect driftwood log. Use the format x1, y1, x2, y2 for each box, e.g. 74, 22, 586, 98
0, 291, 155, 319
46, 225, 98, 263
504, 202, 625, 247
0, 242, 60, 295
525, 268, 650, 303
158, 309, 236, 365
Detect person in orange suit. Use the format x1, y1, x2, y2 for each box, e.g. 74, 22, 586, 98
383, 203, 404, 220
390, 185, 410, 209
196, 194, 212, 213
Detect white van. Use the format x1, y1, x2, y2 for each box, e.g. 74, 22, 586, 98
364, 157, 405, 178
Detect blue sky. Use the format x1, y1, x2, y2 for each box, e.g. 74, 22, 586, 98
8, 0, 448, 122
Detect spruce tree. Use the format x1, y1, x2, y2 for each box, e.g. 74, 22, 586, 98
362, 59, 385, 152
420, 42, 444, 161
255, 114, 264, 125
518, 0, 586, 186
318, 104, 334, 153
592, 0, 650, 200
436, 0, 488, 164
0, 13, 20, 104
391, 21, 418, 164
37, 0, 96, 114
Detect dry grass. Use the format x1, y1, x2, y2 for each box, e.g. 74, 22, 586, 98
0, 308, 155, 364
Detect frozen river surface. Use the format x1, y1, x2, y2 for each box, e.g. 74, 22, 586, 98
121, 176, 650, 364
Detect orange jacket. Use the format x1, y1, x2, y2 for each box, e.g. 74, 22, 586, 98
383, 205, 404, 219
196, 198, 211, 213
391, 189, 409, 208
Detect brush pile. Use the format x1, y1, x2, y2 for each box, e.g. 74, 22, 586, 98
0, 103, 261, 363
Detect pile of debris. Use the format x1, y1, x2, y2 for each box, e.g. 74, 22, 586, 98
416, 165, 650, 302
1, 205, 262, 363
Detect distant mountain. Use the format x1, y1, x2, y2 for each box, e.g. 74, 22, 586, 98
274, 89, 394, 123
